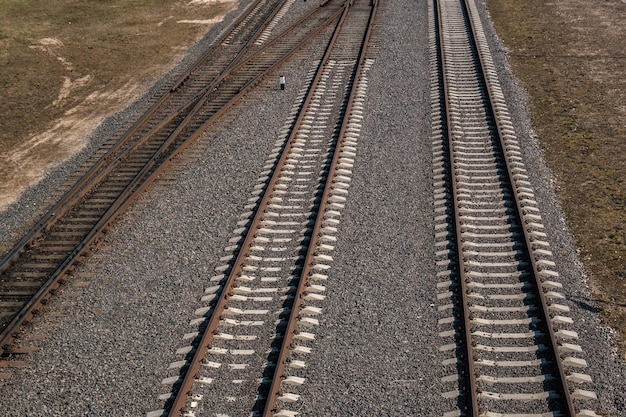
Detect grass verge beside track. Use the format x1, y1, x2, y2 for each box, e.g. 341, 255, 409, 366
0, 0, 235, 210
487, 0, 626, 355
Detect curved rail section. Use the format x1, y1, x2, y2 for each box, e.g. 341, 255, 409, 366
0, 0, 347, 355
147, 1, 377, 416
430, 0, 600, 416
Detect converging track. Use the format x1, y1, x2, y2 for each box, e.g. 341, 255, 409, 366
0, 0, 346, 355
430, 0, 599, 416
148, 0, 378, 415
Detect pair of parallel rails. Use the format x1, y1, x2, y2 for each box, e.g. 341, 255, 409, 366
431, 0, 599, 416
151, 0, 378, 415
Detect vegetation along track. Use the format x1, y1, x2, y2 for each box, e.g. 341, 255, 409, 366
0, 0, 348, 355
146, 0, 378, 415
430, 0, 600, 416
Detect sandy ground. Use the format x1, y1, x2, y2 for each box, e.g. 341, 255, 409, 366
0, 2, 235, 212
1, 76, 142, 208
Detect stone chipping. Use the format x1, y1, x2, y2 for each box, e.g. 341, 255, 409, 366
0, 0, 624, 415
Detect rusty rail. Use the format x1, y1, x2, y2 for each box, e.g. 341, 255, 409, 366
436, 0, 576, 414
0, 0, 346, 355
262, 0, 378, 413
435, 0, 479, 413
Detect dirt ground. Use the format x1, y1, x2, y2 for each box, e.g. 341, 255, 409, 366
486, 0, 626, 355
0, 0, 236, 211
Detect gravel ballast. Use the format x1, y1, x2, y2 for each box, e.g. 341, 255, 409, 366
0, 0, 624, 415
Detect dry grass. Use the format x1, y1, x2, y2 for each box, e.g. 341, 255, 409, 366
0, 0, 236, 209
486, 0, 626, 355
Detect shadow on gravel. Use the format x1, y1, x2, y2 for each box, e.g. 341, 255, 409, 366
568, 295, 604, 314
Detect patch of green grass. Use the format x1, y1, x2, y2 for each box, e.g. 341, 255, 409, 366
0, 0, 28, 12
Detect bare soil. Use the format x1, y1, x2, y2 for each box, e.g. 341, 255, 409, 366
0, 0, 236, 210
486, 0, 626, 355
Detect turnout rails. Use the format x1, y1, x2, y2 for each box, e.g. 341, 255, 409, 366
149, 0, 378, 415
0, 0, 346, 356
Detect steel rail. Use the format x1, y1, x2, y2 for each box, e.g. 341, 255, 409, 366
461, 0, 576, 414
437, 0, 577, 414
0, 1, 347, 354
0, 0, 286, 275
262, 0, 378, 414
160, 5, 351, 416
435, 0, 479, 414
167, 0, 280, 93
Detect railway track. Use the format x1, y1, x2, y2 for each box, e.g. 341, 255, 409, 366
146, 0, 378, 415
430, 0, 599, 416
0, 0, 607, 414
0, 0, 348, 355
